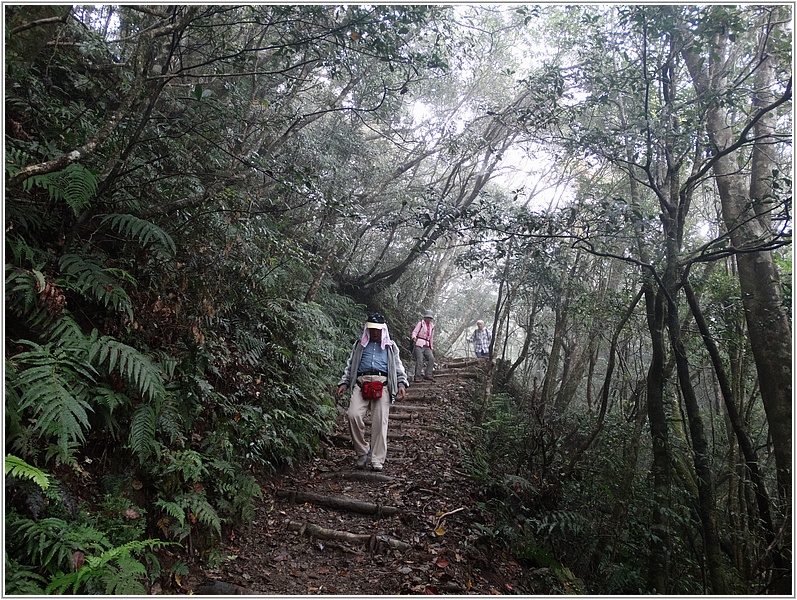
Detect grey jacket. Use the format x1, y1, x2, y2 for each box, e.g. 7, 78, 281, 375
338, 341, 409, 397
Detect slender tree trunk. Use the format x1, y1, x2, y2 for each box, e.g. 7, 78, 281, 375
666, 291, 727, 594
684, 279, 782, 580
644, 284, 671, 594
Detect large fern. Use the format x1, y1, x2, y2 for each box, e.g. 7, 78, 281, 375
5, 556, 48, 595
153, 493, 223, 545
5, 265, 49, 325
87, 331, 166, 402
9, 341, 95, 464
101, 213, 176, 255
58, 253, 134, 321
21, 162, 99, 216
4, 454, 52, 490
8, 515, 109, 575
45, 539, 171, 595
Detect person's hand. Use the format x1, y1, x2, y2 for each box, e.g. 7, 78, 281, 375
337, 385, 347, 397
396, 386, 406, 401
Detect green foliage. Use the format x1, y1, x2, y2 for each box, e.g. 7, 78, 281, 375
100, 213, 177, 255
5, 265, 50, 326
129, 403, 160, 461
154, 492, 221, 543
8, 340, 94, 464
5, 556, 48, 595
5, 458, 171, 595
96, 494, 148, 546
4, 454, 51, 490
45, 539, 170, 595
22, 163, 99, 216
7, 514, 109, 575
87, 331, 166, 402
59, 253, 135, 321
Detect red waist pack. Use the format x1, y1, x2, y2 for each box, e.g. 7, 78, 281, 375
361, 380, 384, 400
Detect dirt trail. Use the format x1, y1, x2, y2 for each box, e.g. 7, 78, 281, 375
188, 358, 538, 595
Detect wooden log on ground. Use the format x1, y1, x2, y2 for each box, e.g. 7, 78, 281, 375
391, 404, 435, 412
411, 425, 442, 432
286, 520, 410, 552
381, 422, 441, 434
276, 489, 404, 516
440, 358, 484, 369
366, 420, 427, 432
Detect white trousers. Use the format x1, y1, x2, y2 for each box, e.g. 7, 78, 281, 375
347, 376, 390, 465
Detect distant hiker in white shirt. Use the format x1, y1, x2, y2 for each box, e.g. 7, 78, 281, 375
467, 320, 491, 358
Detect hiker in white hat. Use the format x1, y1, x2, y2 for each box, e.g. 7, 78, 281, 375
411, 310, 436, 382
467, 319, 492, 359
337, 313, 408, 471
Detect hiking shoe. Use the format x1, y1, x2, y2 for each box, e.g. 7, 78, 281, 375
424, 375, 435, 381
355, 451, 372, 469
371, 463, 383, 471
414, 377, 423, 383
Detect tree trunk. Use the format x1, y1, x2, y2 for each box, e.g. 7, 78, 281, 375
644, 285, 671, 594
666, 292, 727, 594
679, 10, 791, 591
681, 3, 791, 514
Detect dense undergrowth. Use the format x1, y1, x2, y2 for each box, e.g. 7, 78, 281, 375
459, 365, 756, 595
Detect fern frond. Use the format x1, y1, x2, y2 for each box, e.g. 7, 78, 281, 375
129, 403, 159, 461
6, 147, 33, 177
42, 313, 88, 345
157, 394, 184, 444
99, 558, 148, 594
22, 163, 98, 215
87, 332, 165, 401
11, 342, 94, 463
5, 454, 51, 490
10, 516, 107, 573
58, 253, 134, 321
179, 492, 222, 536
153, 499, 186, 527
5, 197, 51, 235
45, 539, 171, 595
4, 557, 47, 595
6, 233, 48, 266
93, 386, 131, 414
101, 213, 176, 254
5, 265, 46, 317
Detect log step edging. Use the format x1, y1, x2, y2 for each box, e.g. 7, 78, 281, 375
276, 488, 404, 516
286, 520, 410, 552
